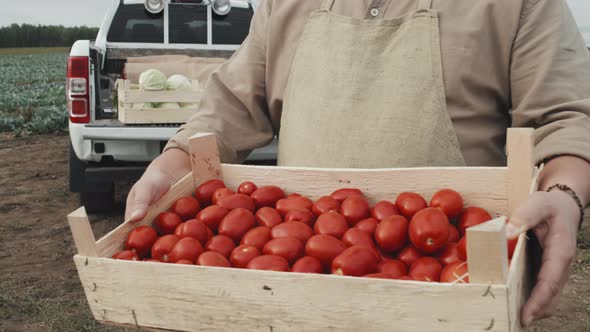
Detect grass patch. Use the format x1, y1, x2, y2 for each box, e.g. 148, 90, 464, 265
0, 47, 70, 55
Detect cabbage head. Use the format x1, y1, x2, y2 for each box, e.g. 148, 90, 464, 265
167, 74, 193, 91
139, 69, 167, 91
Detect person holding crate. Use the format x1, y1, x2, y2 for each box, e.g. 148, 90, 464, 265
125, 0, 590, 327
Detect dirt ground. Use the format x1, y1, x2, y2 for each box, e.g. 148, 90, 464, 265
0, 133, 589, 332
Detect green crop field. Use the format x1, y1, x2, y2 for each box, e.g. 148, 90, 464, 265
0, 49, 69, 135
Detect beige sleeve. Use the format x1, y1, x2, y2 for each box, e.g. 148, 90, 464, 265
510, 0, 590, 165
164, 0, 274, 163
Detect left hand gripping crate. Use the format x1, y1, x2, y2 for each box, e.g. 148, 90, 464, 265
117, 79, 204, 124
68, 129, 539, 332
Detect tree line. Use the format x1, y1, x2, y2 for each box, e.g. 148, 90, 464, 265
0, 24, 99, 48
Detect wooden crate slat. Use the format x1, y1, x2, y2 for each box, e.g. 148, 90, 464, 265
122, 89, 204, 103
467, 217, 509, 284
118, 107, 198, 124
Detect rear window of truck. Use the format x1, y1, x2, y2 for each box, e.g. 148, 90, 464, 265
212, 6, 253, 44
169, 3, 207, 44
107, 4, 164, 43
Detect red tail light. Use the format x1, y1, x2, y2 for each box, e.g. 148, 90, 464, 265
67, 56, 90, 124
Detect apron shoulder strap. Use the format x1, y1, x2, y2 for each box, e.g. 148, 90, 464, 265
417, 0, 433, 10
320, 0, 336, 11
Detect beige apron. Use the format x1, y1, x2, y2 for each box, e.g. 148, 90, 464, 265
277, 0, 466, 168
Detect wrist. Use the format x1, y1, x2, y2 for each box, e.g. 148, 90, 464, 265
148, 149, 192, 184
546, 186, 584, 230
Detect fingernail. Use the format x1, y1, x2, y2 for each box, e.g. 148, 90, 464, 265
130, 209, 144, 221
505, 223, 520, 238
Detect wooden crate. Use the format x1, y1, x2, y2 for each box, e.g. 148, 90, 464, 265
117, 79, 204, 124
68, 129, 539, 332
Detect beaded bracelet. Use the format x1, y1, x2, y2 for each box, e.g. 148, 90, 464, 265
546, 184, 585, 229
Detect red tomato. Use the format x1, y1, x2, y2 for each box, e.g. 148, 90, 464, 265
312, 196, 340, 216
330, 188, 363, 203
255, 207, 283, 228
263, 237, 304, 264
457, 236, 467, 260
395, 192, 428, 219
448, 224, 460, 243
206, 227, 214, 241
154, 212, 182, 236
409, 208, 450, 254
291, 256, 323, 274
371, 200, 399, 221
175, 259, 193, 265
197, 251, 231, 267
230, 245, 261, 268
314, 211, 348, 239
271, 222, 314, 243
170, 196, 201, 221
377, 259, 407, 278
340, 195, 370, 226
397, 245, 422, 267
409, 257, 443, 282
195, 179, 226, 206
364, 273, 396, 279
457, 206, 492, 236
205, 235, 236, 259
284, 208, 315, 226
305, 234, 348, 267
196, 205, 229, 232
126, 226, 158, 258
246, 255, 290, 271
112, 250, 139, 261
218, 208, 256, 243
237, 181, 258, 196
212, 188, 235, 205
440, 261, 469, 283
241, 226, 272, 252
174, 219, 209, 245
151, 235, 180, 262
169, 237, 204, 263
508, 237, 518, 260
217, 193, 256, 212
251, 186, 286, 208
276, 196, 313, 216
430, 189, 464, 219
332, 246, 380, 277
435, 243, 462, 266
355, 218, 379, 236
375, 215, 409, 252
342, 228, 375, 249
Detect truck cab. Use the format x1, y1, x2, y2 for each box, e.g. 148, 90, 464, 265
68, 0, 277, 212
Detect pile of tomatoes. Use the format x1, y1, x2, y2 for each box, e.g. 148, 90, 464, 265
113, 180, 517, 283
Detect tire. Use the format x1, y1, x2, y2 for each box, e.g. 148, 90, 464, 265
79, 188, 115, 213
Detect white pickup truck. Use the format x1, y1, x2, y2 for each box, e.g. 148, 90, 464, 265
67, 0, 277, 212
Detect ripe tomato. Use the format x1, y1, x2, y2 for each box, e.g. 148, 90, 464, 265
291, 256, 323, 274
332, 246, 380, 277
364, 273, 396, 279
197, 251, 231, 267
457, 236, 467, 260
312, 196, 340, 216
230, 245, 261, 268
154, 212, 182, 236
397, 245, 422, 267
251, 186, 286, 208
246, 255, 290, 271
342, 227, 375, 249
211, 188, 235, 205
355, 218, 379, 236
340, 195, 370, 226
409, 208, 449, 254
284, 208, 315, 226
305, 234, 347, 267
508, 237, 518, 260
276, 196, 313, 216
377, 259, 407, 278
314, 211, 348, 239
170, 196, 201, 221
196, 205, 229, 232
448, 224, 460, 243
435, 243, 462, 266
271, 221, 314, 243
218, 208, 256, 243
331, 188, 363, 203
409, 257, 443, 282
195, 179, 226, 206
395, 192, 428, 219
126, 226, 157, 258
440, 261, 469, 283
375, 215, 409, 252
206, 226, 214, 241
237, 181, 258, 196
255, 207, 283, 228
217, 193, 256, 212
430, 189, 464, 219
205, 235, 236, 259
457, 206, 492, 236
112, 250, 139, 261
151, 235, 180, 262
174, 219, 209, 245
241, 226, 271, 251
175, 259, 193, 265
263, 237, 304, 264
371, 200, 399, 221
169, 237, 204, 263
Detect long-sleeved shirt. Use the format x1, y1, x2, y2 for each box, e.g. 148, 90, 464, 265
164, 0, 590, 167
